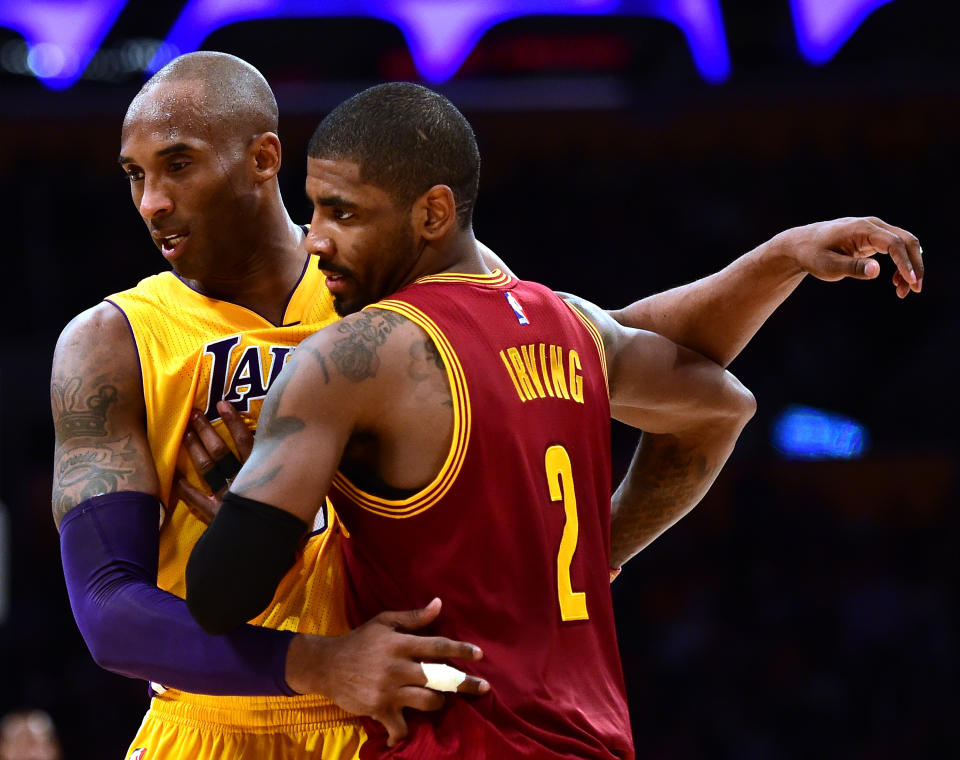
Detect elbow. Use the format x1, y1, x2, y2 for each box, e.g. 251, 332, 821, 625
735, 381, 757, 426
721, 372, 757, 432
82, 627, 121, 673
74, 606, 140, 677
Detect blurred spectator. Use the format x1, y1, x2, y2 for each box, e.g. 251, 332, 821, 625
0, 711, 61, 760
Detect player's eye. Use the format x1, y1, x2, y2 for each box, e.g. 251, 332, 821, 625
169, 161, 190, 172
333, 208, 354, 221
125, 168, 144, 182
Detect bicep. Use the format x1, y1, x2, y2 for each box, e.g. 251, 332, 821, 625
51, 305, 159, 527
607, 329, 742, 433
560, 292, 741, 433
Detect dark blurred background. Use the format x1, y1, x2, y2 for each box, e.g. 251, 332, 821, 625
0, 0, 957, 757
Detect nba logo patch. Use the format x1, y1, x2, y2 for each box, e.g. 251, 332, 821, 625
505, 291, 530, 325
129, 749, 147, 760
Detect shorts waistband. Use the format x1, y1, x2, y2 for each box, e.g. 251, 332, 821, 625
147, 690, 360, 733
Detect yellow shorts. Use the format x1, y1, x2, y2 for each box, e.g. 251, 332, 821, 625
124, 691, 366, 760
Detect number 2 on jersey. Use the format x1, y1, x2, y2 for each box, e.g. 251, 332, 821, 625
544, 445, 589, 621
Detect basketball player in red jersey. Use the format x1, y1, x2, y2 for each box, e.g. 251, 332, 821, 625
184, 82, 921, 757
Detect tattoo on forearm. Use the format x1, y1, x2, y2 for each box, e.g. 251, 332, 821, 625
246, 465, 283, 490
610, 435, 713, 565
238, 362, 307, 490
330, 311, 405, 381
52, 376, 118, 440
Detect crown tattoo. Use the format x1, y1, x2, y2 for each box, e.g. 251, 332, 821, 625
55, 384, 118, 438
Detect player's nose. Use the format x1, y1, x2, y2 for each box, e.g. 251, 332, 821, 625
304, 229, 335, 260
138, 178, 173, 220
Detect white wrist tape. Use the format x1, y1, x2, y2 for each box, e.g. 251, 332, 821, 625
421, 662, 467, 692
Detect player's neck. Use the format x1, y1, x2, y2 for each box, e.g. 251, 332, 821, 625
179, 203, 307, 325
407, 231, 490, 283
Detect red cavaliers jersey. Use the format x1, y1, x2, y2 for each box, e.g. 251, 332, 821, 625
329, 270, 634, 759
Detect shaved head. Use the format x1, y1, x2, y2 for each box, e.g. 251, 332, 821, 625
123, 51, 278, 148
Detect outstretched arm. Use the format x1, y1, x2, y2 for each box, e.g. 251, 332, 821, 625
600, 217, 922, 562
609, 217, 923, 367
562, 294, 756, 569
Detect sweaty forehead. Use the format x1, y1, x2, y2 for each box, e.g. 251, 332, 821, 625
122, 80, 213, 145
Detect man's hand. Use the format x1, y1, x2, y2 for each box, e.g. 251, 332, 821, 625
286, 598, 489, 747
172, 401, 254, 522
778, 216, 924, 298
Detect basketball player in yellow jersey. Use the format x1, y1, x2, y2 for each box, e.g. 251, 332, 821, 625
51, 52, 489, 760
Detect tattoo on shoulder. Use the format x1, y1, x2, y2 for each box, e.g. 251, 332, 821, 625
52, 376, 118, 441
408, 338, 445, 375
407, 338, 452, 407
329, 310, 406, 382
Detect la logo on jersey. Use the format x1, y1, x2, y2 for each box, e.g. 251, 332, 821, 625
202, 336, 295, 420
129, 749, 147, 760
505, 291, 530, 325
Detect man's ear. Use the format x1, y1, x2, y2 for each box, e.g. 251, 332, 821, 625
416, 185, 457, 241
251, 132, 282, 181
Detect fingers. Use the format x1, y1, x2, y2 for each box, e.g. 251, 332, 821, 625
412, 661, 488, 695
171, 472, 219, 522
185, 408, 245, 492
183, 429, 217, 479
397, 685, 446, 712
378, 709, 409, 749
217, 401, 255, 460
457, 673, 490, 696
816, 251, 880, 281
401, 634, 483, 663
810, 217, 924, 297
892, 270, 911, 300
866, 216, 924, 291
189, 409, 234, 462
377, 597, 442, 631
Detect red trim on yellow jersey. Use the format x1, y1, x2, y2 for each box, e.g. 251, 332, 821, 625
329, 301, 471, 518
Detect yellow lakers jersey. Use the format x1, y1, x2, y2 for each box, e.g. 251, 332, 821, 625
106, 256, 350, 647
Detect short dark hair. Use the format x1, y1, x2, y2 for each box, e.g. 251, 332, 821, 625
308, 83, 480, 228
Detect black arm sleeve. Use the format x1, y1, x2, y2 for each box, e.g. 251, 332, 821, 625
186, 491, 309, 635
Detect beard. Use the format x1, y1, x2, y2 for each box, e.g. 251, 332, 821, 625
332, 222, 418, 316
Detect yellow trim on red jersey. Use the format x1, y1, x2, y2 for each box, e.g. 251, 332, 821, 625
330, 301, 471, 518
411, 268, 512, 287
565, 303, 609, 393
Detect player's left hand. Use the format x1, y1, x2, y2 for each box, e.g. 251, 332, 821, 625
171, 401, 254, 522
780, 216, 924, 299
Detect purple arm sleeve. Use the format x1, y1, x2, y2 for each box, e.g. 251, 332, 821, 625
59, 491, 297, 696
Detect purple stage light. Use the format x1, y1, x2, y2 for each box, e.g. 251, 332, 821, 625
149, 0, 731, 83
0, 0, 129, 89
790, 0, 895, 64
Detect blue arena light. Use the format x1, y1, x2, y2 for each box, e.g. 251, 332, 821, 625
790, 0, 896, 64
771, 405, 870, 460
149, 0, 731, 83
0, 0, 130, 89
